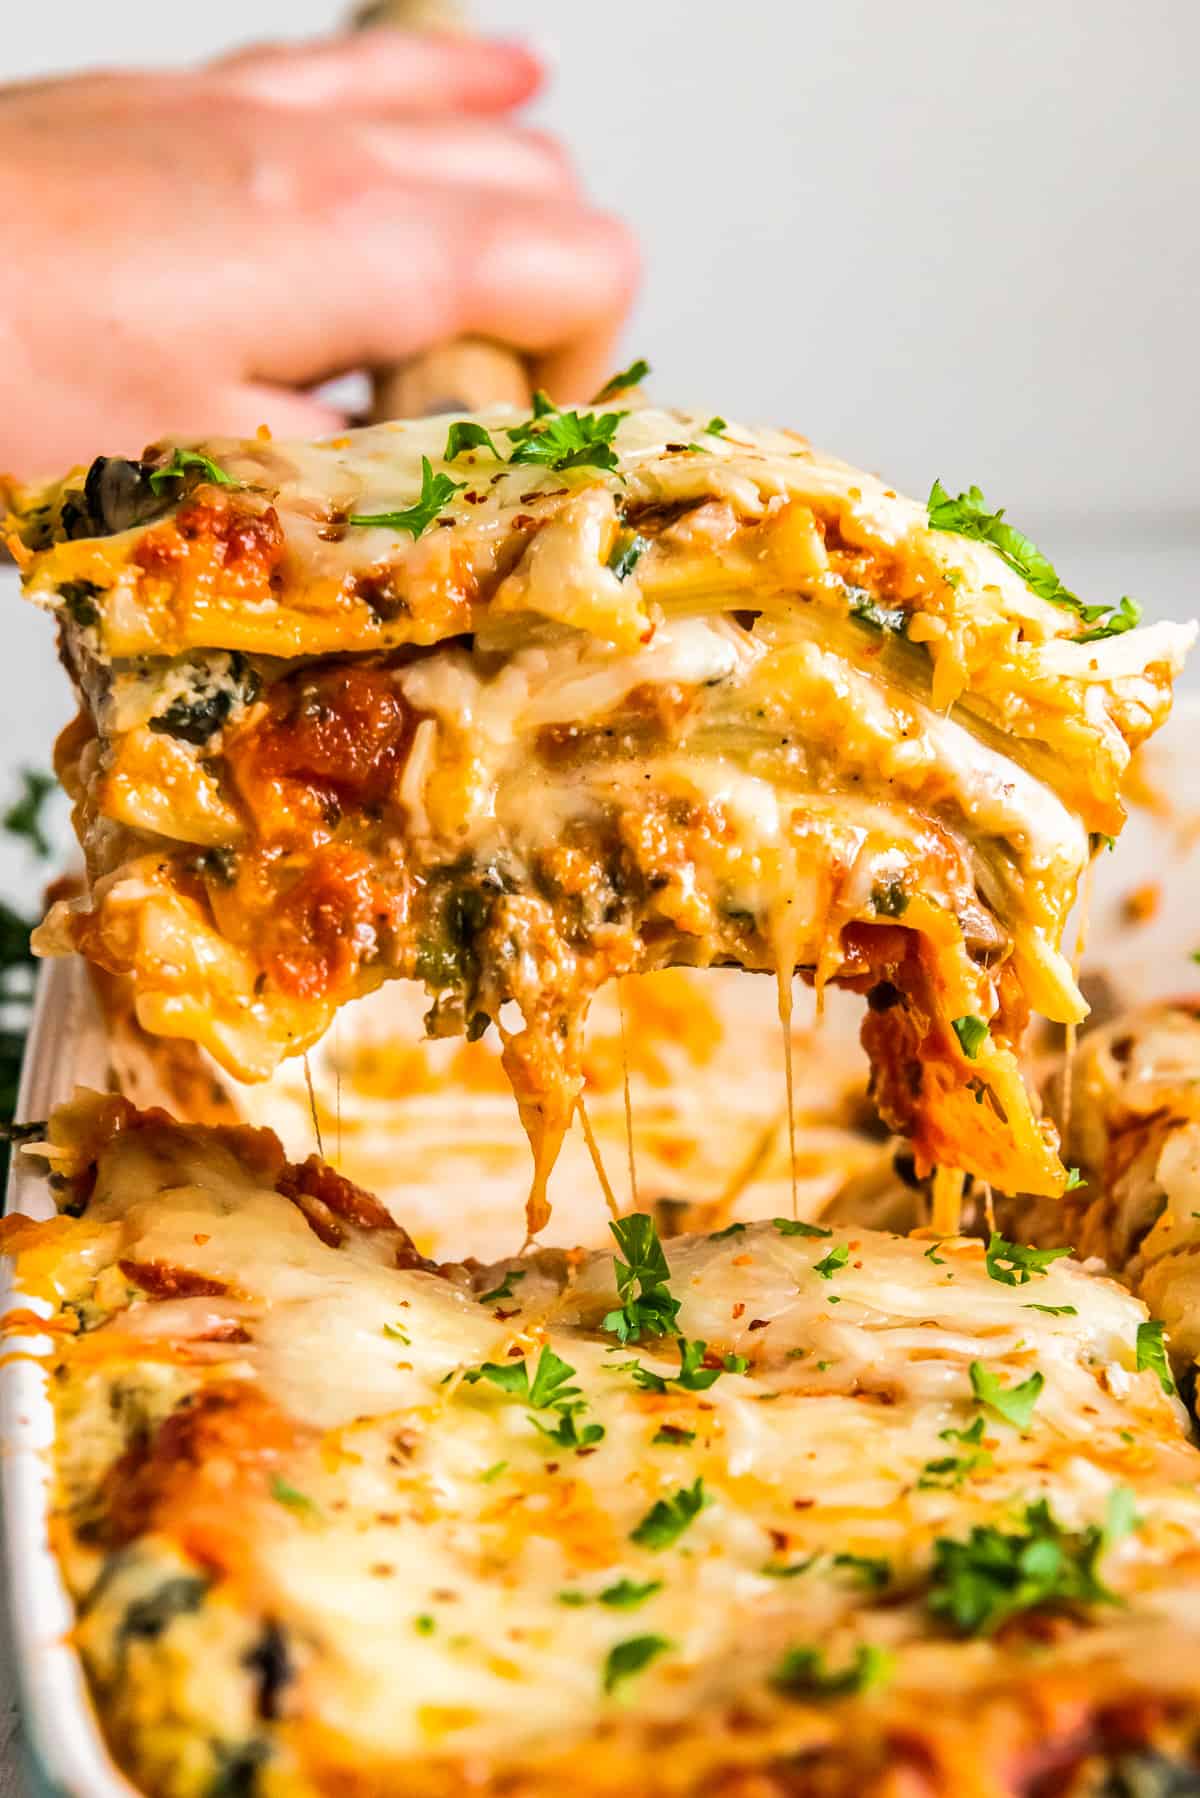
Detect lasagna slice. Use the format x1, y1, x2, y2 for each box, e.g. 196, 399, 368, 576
8, 1097, 1200, 1798
6, 406, 1193, 1223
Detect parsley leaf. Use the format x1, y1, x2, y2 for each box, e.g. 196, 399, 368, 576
951, 1016, 989, 1060
984, 1233, 1071, 1287
444, 421, 501, 462
478, 1268, 526, 1305
771, 1643, 892, 1699
507, 404, 624, 473
463, 1345, 581, 1408
1064, 1167, 1087, 1193
599, 1578, 662, 1609
148, 448, 237, 493
702, 416, 728, 437
3, 769, 55, 860
923, 1241, 946, 1266
348, 456, 466, 538
1024, 1303, 1078, 1317
652, 1424, 695, 1447
832, 1552, 890, 1590
773, 1217, 831, 1239
603, 1213, 681, 1343
814, 1244, 850, 1280
603, 1632, 672, 1695
920, 1415, 992, 1488
968, 1362, 1044, 1430
269, 1475, 321, 1518
1076, 594, 1142, 643
761, 1557, 816, 1579
927, 1498, 1123, 1635
626, 1338, 741, 1394
926, 480, 1144, 640
1135, 1318, 1176, 1396
532, 1402, 605, 1451
708, 1221, 747, 1241
630, 1478, 709, 1550
592, 358, 650, 403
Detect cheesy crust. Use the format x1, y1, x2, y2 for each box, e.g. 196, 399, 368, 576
7, 1096, 1200, 1798
7, 409, 1194, 1221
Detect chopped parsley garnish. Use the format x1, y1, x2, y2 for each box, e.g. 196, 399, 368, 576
464, 1345, 603, 1453
533, 1404, 605, 1451
269, 1475, 321, 1518
478, 1460, 508, 1483
478, 1268, 526, 1305
603, 1213, 681, 1343
382, 1322, 410, 1344
814, 1244, 850, 1280
927, 1497, 1127, 1635
919, 1418, 991, 1489
1135, 1318, 1176, 1396
627, 1338, 744, 1394
1064, 1167, 1087, 1192
413, 1614, 435, 1635
652, 1424, 696, 1447
770, 1642, 892, 1699
3, 769, 55, 860
951, 1015, 989, 1060
444, 420, 501, 462
923, 1241, 946, 1266
702, 415, 728, 437
968, 1362, 1044, 1430
708, 1221, 747, 1240
599, 1578, 662, 1609
463, 1345, 581, 1407
773, 1217, 831, 1239
630, 1478, 709, 1550
348, 456, 467, 538
506, 402, 624, 473
1024, 1303, 1078, 1317
592, 358, 651, 403
148, 447, 237, 493
761, 1557, 816, 1579
926, 480, 1143, 640
984, 1233, 1071, 1287
603, 1632, 672, 1695
832, 1552, 890, 1590
871, 880, 909, 918
606, 528, 649, 580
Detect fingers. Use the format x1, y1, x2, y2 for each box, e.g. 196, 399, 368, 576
213, 29, 544, 117
232, 186, 639, 396
355, 120, 578, 198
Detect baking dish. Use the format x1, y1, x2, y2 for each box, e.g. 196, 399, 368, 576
3, 699, 1197, 1798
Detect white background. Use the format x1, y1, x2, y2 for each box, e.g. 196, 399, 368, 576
0, 0, 1196, 901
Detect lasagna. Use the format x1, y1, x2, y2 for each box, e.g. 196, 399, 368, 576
8, 1094, 1200, 1798
6, 401, 1193, 1223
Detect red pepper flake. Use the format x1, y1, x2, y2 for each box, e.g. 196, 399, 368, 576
747, 1318, 769, 1332
792, 1497, 815, 1511
732, 1302, 746, 1320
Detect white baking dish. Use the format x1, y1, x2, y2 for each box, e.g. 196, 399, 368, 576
3, 702, 1198, 1798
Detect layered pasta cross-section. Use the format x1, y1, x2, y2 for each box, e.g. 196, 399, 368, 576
5, 401, 1192, 1222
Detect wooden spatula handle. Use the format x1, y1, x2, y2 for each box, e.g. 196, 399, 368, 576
351, 0, 532, 418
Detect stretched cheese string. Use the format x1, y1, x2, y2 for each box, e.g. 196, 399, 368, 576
576, 1094, 622, 1221
617, 978, 640, 1210
303, 1054, 325, 1160
1059, 855, 1097, 1147
931, 1164, 965, 1236
771, 906, 803, 1218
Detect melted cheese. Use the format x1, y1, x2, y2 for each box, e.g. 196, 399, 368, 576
15, 1108, 1200, 1796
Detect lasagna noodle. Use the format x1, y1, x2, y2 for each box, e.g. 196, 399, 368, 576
8, 1098, 1200, 1798
7, 408, 1194, 1222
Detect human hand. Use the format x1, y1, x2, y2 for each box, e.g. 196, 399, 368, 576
0, 31, 638, 475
